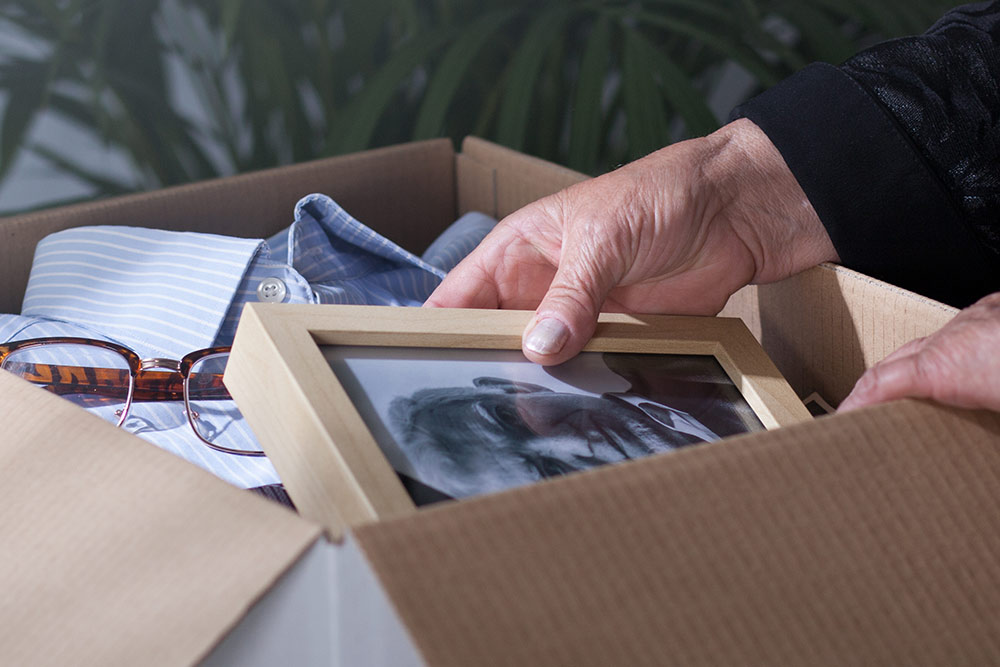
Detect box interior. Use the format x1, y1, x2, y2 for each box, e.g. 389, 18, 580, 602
720, 264, 958, 403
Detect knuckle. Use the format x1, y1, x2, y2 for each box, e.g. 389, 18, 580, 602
973, 291, 1000, 310
542, 284, 600, 322
854, 363, 882, 396
910, 350, 940, 386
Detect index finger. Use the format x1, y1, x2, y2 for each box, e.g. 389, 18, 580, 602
424, 259, 501, 309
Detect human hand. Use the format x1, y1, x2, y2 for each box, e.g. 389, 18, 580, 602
839, 293, 1000, 413
425, 119, 838, 365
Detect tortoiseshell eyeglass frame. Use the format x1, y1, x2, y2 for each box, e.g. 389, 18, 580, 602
0, 337, 264, 457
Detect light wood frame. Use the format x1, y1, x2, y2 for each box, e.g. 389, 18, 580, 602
225, 303, 811, 539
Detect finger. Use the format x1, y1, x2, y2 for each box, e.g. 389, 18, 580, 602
424, 259, 501, 309
522, 246, 619, 366
838, 352, 934, 412
872, 336, 927, 366
837, 337, 928, 411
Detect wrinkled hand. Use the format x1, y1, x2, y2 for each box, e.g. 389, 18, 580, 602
840, 293, 1000, 412
426, 118, 837, 364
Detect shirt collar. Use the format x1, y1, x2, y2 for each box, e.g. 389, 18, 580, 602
20, 225, 263, 358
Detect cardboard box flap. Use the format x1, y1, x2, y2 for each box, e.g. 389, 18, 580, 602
0, 372, 321, 667
0, 138, 456, 315
354, 400, 1000, 666
722, 263, 959, 402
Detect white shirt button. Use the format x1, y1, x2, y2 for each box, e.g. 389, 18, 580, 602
256, 277, 287, 303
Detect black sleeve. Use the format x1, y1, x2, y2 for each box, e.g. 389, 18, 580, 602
730, 1, 1000, 308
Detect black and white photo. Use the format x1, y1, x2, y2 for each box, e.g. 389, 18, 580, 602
326, 346, 763, 502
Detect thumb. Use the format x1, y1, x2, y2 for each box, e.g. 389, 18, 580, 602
837, 338, 928, 412
521, 253, 618, 366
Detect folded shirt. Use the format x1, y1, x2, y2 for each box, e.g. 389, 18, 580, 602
0, 194, 495, 488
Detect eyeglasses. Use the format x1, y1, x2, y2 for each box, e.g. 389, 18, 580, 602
0, 337, 264, 456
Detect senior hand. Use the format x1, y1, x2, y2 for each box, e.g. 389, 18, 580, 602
839, 293, 1000, 413
425, 118, 838, 364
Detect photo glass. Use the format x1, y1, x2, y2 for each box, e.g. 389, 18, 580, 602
325, 346, 763, 505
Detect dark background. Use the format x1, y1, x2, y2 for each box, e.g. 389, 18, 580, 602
0, 0, 957, 214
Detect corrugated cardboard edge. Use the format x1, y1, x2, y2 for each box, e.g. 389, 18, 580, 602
355, 399, 1000, 666
721, 263, 959, 402
0, 372, 322, 667
0, 139, 456, 315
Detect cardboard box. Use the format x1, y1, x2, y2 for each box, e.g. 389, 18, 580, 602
1, 137, 998, 666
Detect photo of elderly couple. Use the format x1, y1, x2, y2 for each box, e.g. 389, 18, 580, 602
325, 347, 763, 505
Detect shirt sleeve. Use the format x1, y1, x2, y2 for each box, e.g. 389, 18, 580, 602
730, 1, 1000, 308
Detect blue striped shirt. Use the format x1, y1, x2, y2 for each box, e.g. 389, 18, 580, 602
0, 193, 495, 488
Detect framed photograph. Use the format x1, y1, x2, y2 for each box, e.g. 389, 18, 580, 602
225, 304, 811, 539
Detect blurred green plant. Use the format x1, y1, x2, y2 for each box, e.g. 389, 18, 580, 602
0, 0, 956, 211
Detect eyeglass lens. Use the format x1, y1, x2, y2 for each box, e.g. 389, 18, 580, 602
2, 343, 263, 456
185, 352, 262, 454
1, 343, 132, 426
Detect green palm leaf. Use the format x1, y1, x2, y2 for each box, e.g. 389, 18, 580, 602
0, 0, 964, 213
622, 29, 671, 161
633, 9, 779, 87
567, 15, 612, 173
495, 7, 572, 151
0, 59, 52, 183
333, 28, 453, 154
627, 28, 719, 139
779, 3, 861, 64
30, 142, 135, 195
412, 8, 519, 140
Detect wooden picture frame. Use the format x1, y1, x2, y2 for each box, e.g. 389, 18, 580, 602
225, 303, 811, 539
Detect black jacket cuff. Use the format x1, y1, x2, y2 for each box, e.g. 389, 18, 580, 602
731, 62, 998, 307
